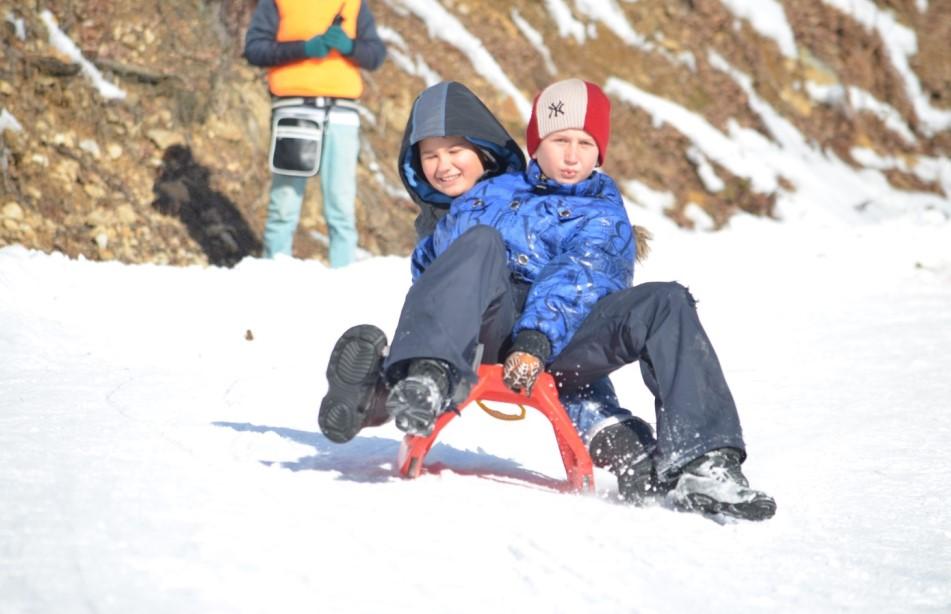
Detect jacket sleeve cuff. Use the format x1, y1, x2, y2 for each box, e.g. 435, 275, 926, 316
510, 330, 552, 363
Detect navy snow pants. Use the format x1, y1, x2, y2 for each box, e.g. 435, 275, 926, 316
384, 226, 745, 478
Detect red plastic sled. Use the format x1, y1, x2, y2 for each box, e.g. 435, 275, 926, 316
397, 364, 595, 493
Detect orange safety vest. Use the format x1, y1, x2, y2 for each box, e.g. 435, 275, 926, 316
268, 0, 363, 99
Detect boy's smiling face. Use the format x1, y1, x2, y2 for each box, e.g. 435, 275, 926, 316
533, 128, 599, 185
418, 136, 485, 197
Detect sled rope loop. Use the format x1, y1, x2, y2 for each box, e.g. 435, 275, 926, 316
476, 399, 527, 421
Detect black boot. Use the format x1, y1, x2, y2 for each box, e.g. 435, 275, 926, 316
386, 358, 452, 436
669, 448, 777, 521
589, 418, 663, 505
318, 325, 389, 443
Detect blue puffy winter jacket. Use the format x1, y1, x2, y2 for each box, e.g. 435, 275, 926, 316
412, 161, 635, 358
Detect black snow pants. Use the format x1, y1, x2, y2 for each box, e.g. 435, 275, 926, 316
384, 225, 745, 478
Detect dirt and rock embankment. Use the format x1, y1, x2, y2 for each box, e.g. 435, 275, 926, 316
0, 0, 947, 266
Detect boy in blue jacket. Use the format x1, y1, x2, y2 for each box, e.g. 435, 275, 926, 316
320, 80, 656, 504
381, 79, 775, 521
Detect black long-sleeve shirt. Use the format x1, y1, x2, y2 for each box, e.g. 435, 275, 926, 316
244, 0, 386, 72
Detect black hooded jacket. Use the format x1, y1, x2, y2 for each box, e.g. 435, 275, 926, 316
397, 81, 526, 240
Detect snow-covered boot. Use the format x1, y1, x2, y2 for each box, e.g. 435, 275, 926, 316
318, 324, 390, 444
386, 358, 452, 436
589, 418, 662, 504
669, 448, 776, 521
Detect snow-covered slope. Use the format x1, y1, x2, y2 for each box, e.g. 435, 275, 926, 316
2, 207, 949, 613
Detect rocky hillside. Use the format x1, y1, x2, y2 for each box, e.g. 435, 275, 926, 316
0, 0, 948, 266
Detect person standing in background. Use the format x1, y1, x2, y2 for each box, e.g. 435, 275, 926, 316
244, 0, 386, 266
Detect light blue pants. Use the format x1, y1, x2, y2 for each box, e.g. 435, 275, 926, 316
263, 122, 360, 267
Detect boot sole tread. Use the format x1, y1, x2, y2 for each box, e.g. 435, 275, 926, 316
684, 492, 777, 521
318, 325, 387, 444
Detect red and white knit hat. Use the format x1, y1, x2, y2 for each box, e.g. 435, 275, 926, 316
526, 78, 611, 165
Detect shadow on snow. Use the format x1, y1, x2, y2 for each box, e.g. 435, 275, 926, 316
211, 422, 741, 521
212, 421, 570, 492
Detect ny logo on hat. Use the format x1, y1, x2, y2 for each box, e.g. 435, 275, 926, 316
528, 79, 611, 165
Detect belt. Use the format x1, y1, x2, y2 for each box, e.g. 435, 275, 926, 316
271, 96, 361, 112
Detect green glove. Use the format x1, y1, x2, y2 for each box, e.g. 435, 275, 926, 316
304, 34, 330, 58
323, 24, 354, 55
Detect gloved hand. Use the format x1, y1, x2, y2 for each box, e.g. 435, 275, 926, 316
323, 23, 354, 55
503, 351, 544, 396
304, 34, 330, 58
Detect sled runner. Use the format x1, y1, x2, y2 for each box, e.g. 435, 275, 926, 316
397, 364, 596, 493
